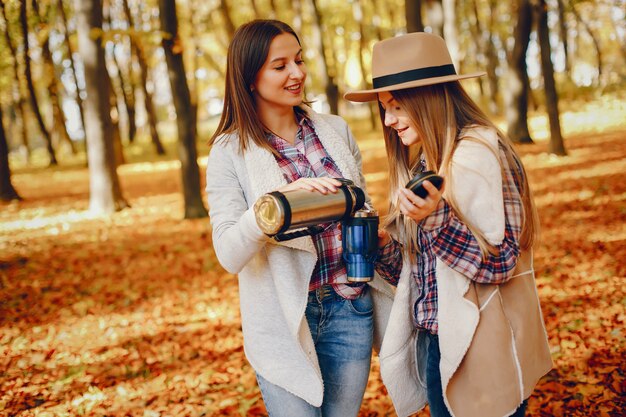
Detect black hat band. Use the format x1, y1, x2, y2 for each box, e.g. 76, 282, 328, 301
372, 64, 457, 89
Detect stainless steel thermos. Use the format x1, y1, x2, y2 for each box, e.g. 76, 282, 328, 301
253, 178, 366, 241
253, 178, 378, 282
342, 209, 379, 282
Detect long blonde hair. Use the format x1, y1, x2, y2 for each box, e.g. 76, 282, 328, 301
380, 81, 538, 261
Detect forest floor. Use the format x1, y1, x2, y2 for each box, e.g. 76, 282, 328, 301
1, 97, 625, 416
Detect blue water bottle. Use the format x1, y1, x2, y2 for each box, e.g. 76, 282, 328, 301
342, 209, 379, 282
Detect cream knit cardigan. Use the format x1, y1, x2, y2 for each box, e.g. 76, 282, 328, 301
205, 107, 395, 407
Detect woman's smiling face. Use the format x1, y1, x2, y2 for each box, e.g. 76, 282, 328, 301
252, 33, 307, 112
378, 91, 421, 146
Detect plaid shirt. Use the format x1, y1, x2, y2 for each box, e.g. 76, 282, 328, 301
267, 115, 365, 299
376, 146, 524, 334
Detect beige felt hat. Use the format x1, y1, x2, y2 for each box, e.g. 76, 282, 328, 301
344, 32, 485, 102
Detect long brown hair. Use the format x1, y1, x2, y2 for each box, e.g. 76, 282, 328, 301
380, 81, 539, 260
209, 19, 305, 153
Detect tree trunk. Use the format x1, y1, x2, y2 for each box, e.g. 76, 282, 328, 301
405, 0, 424, 32
188, 0, 201, 137
0, 0, 30, 160
355, 0, 377, 129
110, 45, 137, 145
505, 0, 534, 144
556, 0, 570, 75
74, 0, 128, 214
570, 1, 603, 84
31, 0, 76, 154
468, 0, 486, 97
19, 0, 57, 165
442, 0, 459, 69
0, 105, 21, 201
310, 0, 339, 115
534, 0, 566, 155
121, 0, 165, 155
159, 0, 207, 219
219, 0, 236, 40
57, 0, 87, 147
107, 74, 126, 167
485, 0, 500, 114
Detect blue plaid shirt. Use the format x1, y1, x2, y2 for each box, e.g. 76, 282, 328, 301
376, 146, 524, 333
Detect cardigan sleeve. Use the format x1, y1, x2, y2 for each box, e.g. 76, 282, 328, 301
205, 142, 268, 274
419, 137, 521, 284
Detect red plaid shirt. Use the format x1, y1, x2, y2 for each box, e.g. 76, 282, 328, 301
267, 115, 365, 299
376, 146, 524, 333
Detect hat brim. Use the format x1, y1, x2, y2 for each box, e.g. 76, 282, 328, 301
344, 71, 486, 102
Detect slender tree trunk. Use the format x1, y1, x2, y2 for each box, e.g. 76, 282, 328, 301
74, 0, 128, 213
405, 0, 424, 32
188, 0, 201, 136
31, 0, 76, 154
19, 0, 57, 165
442, 0, 459, 69
506, 0, 534, 143
103, 0, 136, 147
485, 0, 500, 114
107, 76, 126, 167
0, 0, 30, 159
121, 0, 165, 155
534, 0, 566, 155
310, 0, 339, 115
556, 0, 570, 75
110, 45, 137, 144
57, 0, 87, 145
219, 0, 236, 40
468, 0, 486, 97
570, 1, 603, 84
159, 0, 207, 219
355, 0, 377, 128
0, 106, 21, 201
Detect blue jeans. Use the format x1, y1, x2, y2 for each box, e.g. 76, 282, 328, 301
425, 333, 527, 417
257, 285, 374, 417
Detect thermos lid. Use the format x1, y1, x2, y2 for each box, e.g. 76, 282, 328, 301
353, 208, 378, 218
254, 194, 285, 235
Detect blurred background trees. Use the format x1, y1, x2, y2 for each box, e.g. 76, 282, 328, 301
0, 0, 623, 211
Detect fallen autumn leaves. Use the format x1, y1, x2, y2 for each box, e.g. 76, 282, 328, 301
1, 117, 624, 416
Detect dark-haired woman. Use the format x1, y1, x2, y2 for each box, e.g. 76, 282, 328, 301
206, 20, 379, 417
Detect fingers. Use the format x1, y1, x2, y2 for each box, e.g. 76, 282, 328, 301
278, 177, 341, 194
308, 177, 340, 194
398, 180, 443, 222
378, 229, 391, 247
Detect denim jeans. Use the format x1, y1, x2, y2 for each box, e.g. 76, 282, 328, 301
256, 285, 374, 417
424, 333, 527, 417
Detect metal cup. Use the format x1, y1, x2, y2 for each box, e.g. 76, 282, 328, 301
342, 209, 379, 282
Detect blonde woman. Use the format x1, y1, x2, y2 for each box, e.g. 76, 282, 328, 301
345, 33, 552, 417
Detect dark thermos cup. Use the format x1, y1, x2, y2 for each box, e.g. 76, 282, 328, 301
342, 209, 379, 282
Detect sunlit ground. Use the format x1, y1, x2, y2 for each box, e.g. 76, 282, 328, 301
1, 96, 625, 416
